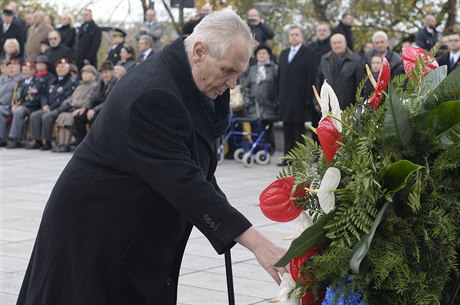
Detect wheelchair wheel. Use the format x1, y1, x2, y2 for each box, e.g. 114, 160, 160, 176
233, 148, 245, 163
255, 150, 271, 165
242, 152, 254, 168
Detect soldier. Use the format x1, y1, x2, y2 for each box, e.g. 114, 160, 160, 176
28, 58, 77, 150
0, 59, 22, 146
106, 27, 126, 65
6, 61, 47, 148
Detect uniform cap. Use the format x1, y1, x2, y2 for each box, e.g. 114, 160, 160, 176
111, 27, 127, 37
54, 58, 69, 68
2, 9, 14, 16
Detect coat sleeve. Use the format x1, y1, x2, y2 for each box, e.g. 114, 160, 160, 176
123, 88, 252, 254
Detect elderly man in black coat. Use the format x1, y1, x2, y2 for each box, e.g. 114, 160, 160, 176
278, 26, 319, 165
17, 10, 287, 305
317, 33, 364, 110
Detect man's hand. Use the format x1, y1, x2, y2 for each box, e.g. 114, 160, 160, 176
86, 109, 96, 120
72, 108, 86, 117
235, 227, 288, 285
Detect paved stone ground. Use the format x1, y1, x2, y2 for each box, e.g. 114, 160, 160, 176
1, 148, 297, 305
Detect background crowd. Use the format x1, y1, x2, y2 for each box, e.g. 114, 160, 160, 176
0, 1, 459, 157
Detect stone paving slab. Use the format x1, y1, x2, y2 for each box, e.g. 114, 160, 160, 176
0, 148, 293, 305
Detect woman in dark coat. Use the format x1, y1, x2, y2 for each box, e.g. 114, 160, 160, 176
58, 13, 76, 50
17, 11, 286, 305
116, 45, 137, 72
244, 45, 278, 152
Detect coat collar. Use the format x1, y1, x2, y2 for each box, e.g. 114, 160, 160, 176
160, 38, 230, 145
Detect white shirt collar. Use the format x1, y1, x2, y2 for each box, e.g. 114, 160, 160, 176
450, 50, 460, 62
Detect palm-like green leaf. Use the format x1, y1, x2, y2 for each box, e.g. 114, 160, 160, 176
350, 202, 390, 273
420, 65, 447, 93
383, 84, 413, 146
423, 67, 460, 110
421, 100, 460, 146
274, 211, 335, 267
382, 160, 422, 193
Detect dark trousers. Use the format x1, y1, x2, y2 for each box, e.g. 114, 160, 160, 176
283, 122, 306, 155
73, 111, 98, 146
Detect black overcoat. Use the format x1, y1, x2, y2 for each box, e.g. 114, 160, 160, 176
17, 38, 252, 305
278, 44, 319, 123
76, 20, 102, 69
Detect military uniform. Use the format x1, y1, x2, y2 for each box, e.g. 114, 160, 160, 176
7, 75, 47, 145
106, 43, 124, 65
29, 73, 77, 147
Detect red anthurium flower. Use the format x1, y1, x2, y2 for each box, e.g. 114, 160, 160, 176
316, 117, 342, 164
401, 46, 439, 79
259, 177, 305, 222
290, 246, 325, 305
369, 57, 391, 110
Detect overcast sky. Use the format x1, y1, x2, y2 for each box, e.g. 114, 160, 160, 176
42, 0, 196, 25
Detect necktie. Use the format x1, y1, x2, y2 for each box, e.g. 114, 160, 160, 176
450, 56, 456, 69
288, 47, 297, 63
147, 22, 152, 30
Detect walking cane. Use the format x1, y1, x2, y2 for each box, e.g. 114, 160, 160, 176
224, 250, 235, 305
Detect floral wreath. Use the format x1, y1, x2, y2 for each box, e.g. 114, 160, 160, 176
259, 46, 460, 305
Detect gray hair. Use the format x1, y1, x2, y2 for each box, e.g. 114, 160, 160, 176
372, 31, 388, 43
4, 38, 20, 53
139, 34, 153, 47
184, 10, 254, 60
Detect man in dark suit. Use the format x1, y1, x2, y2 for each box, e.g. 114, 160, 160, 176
437, 32, 459, 75
0, 8, 24, 58
137, 34, 154, 63
278, 26, 319, 166
75, 9, 101, 70
17, 10, 286, 305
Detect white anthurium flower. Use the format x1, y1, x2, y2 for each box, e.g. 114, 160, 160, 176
276, 273, 299, 305
295, 211, 313, 236
317, 167, 341, 214
319, 80, 342, 132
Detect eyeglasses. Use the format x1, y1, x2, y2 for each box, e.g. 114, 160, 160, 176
48, 37, 58, 41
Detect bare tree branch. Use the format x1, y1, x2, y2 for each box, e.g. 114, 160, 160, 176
161, 0, 181, 36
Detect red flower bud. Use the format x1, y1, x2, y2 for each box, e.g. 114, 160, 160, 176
369, 57, 391, 110
259, 177, 305, 222
316, 117, 342, 164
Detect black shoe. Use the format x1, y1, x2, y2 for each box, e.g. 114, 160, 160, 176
40, 142, 52, 150
277, 160, 287, 167
6, 140, 23, 149
51, 144, 61, 152
28, 141, 43, 149
0, 141, 6, 147
57, 144, 70, 153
